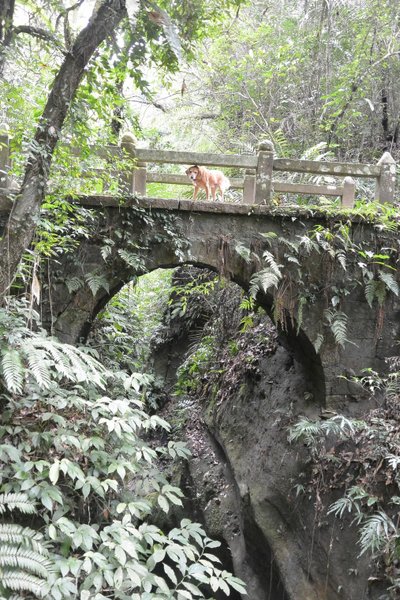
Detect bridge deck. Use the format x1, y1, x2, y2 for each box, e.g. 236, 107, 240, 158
0, 192, 381, 224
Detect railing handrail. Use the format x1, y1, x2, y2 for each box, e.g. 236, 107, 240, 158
67, 143, 383, 178
0, 133, 397, 207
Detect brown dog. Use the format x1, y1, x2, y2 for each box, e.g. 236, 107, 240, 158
185, 165, 230, 201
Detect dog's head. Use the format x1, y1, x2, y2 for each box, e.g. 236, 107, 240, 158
185, 165, 200, 181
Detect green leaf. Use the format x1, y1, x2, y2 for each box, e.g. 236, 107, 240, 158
157, 495, 169, 513
49, 461, 60, 485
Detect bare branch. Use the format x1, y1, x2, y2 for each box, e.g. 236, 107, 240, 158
13, 25, 65, 52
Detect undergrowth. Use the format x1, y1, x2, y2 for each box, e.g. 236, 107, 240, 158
0, 298, 246, 599
289, 362, 400, 598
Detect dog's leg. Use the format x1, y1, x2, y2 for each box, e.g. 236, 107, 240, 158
206, 184, 211, 201
193, 186, 198, 201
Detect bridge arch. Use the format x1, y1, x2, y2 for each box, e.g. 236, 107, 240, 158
41, 200, 400, 410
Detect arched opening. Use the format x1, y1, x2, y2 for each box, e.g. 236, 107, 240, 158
82, 264, 325, 600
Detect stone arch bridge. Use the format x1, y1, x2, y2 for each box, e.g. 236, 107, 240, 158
34, 196, 400, 411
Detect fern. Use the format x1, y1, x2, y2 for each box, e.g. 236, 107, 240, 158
358, 512, 396, 556
249, 250, 282, 297
100, 243, 114, 261
117, 249, 143, 269
235, 243, 252, 263
30, 339, 70, 379
298, 235, 319, 254
364, 278, 376, 308
262, 250, 282, 277
327, 496, 353, 518
0, 494, 36, 515
259, 231, 278, 246
0, 520, 52, 598
0, 547, 52, 578
0, 525, 47, 555
378, 271, 399, 297
288, 417, 322, 444
24, 344, 52, 390
0, 334, 107, 394
65, 276, 83, 294
0, 570, 47, 598
85, 272, 110, 297
1, 350, 24, 394
324, 309, 349, 348
313, 333, 324, 353
336, 250, 347, 270
249, 268, 281, 297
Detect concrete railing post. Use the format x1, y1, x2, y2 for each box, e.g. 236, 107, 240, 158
0, 134, 10, 188
255, 140, 274, 204
375, 151, 396, 204
342, 176, 355, 208
120, 133, 147, 195
243, 168, 256, 204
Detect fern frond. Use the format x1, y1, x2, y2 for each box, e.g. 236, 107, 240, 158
288, 418, 322, 444
261, 250, 282, 277
0, 547, 53, 578
100, 244, 113, 261
1, 349, 24, 394
364, 279, 376, 308
235, 243, 251, 263
24, 343, 52, 390
279, 237, 300, 253
324, 309, 348, 348
117, 249, 143, 269
60, 343, 105, 388
65, 276, 83, 293
378, 271, 399, 297
298, 235, 319, 254
336, 250, 347, 271
85, 272, 110, 297
0, 525, 48, 555
30, 339, 70, 378
0, 493, 36, 515
358, 511, 396, 556
313, 333, 324, 353
259, 231, 278, 247
0, 569, 47, 598
327, 496, 353, 518
249, 268, 281, 297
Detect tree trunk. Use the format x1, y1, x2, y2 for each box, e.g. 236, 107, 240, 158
0, 0, 129, 301
0, 0, 15, 76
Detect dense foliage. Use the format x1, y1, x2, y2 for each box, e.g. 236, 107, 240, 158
0, 297, 245, 598
1, 0, 400, 597
155, 0, 400, 164
289, 363, 400, 596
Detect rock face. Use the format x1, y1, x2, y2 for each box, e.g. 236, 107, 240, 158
151, 271, 378, 600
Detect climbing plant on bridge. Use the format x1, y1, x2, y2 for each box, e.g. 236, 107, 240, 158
237, 215, 400, 352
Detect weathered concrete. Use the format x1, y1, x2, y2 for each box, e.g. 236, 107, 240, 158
21, 196, 399, 409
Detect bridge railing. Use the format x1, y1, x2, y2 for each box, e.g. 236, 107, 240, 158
119, 136, 397, 207
0, 133, 397, 207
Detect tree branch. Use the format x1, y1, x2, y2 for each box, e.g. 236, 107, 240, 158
13, 25, 65, 52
